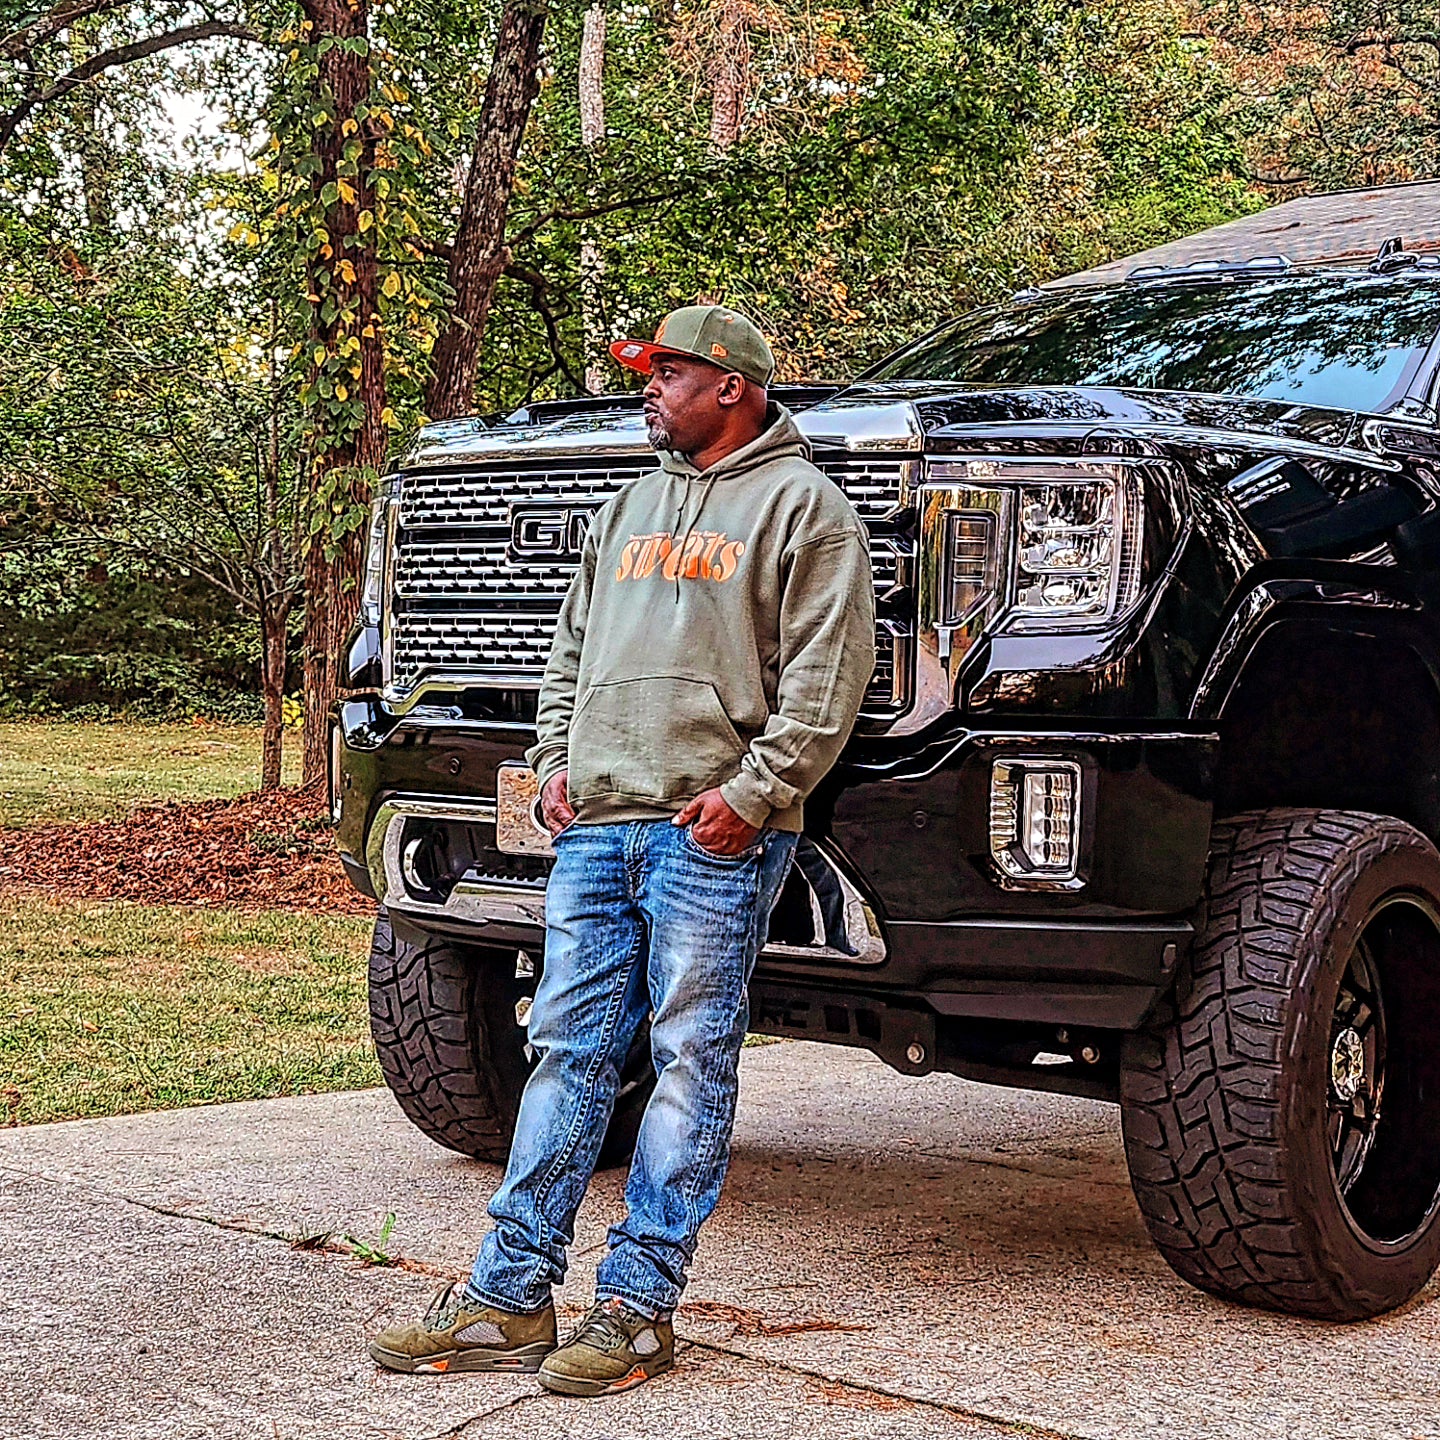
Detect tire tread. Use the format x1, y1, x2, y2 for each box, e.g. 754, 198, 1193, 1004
368, 910, 515, 1162
1120, 807, 1440, 1320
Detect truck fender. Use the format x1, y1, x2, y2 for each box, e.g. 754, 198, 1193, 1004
1187, 573, 1431, 722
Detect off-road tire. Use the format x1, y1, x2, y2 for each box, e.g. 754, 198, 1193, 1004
1121, 808, 1440, 1321
368, 909, 653, 1167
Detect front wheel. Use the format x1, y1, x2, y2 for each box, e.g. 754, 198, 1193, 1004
368, 909, 654, 1167
1121, 809, 1440, 1320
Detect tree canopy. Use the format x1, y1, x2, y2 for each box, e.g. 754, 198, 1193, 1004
0, 0, 1413, 782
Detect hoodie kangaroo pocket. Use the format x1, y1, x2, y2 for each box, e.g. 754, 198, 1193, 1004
568, 676, 747, 803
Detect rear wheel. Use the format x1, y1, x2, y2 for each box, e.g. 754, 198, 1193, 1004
368, 909, 653, 1167
1121, 808, 1440, 1320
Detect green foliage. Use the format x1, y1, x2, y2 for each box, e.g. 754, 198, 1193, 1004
259, 0, 501, 453
0, 0, 1328, 725
0, 181, 306, 719
0, 3, 201, 240
0, 556, 270, 719
460, 0, 1255, 407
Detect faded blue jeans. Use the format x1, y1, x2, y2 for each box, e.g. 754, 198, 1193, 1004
464, 819, 796, 1320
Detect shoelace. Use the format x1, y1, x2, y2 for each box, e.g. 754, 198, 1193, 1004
423, 1283, 467, 1331
568, 1302, 633, 1353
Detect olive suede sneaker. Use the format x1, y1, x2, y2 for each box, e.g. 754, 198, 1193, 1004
537, 1297, 675, 1397
369, 1283, 556, 1374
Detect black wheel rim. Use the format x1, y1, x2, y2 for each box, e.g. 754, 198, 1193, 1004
512, 950, 652, 1104
1327, 936, 1387, 1196
1325, 895, 1440, 1249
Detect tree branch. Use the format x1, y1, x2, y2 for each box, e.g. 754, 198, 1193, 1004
1346, 32, 1440, 56
0, 20, 266, 157
509, 189, 678, 247
0, 0, 128, 63
1240, 166, 1311, 188
503, 261, 585, 393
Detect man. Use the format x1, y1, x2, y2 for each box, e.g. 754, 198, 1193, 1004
371, 305, 875, 1396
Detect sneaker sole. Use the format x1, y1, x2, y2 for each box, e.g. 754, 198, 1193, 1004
536, 1354, 673, 1397
369, 1340, 553, 1375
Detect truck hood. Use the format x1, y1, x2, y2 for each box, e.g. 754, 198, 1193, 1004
405, 381, 1392, 472
824, 380, 1376, 455
405, 388, 922, 468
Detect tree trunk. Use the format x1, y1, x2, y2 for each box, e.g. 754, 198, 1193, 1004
258, 596, 291, 791
707, 0, 750, 151
425, 0, 549, 420
298, 0, 388, 783
580, 3, 607, 394
258, 299, 300, 793
70, 22, 113, 233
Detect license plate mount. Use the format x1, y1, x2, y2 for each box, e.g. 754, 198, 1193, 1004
495, 763, 555, 857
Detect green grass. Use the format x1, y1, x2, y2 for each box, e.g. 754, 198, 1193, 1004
0, 898, 378, 1126
0, 720, 301, 829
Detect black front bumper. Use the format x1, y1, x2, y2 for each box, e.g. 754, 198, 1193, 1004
333, 696, 1215, 1033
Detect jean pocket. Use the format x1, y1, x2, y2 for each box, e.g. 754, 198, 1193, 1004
680, 823, 763, 864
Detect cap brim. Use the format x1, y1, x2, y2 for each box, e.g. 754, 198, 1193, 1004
609, 339, 728, 376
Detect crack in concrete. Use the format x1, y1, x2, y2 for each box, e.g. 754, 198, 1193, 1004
0, 1160, 1094, 1439
921, 1145, 1133, 1189
0, 1161, 465, 1279
0, 1161, 298, 1243
420, 1391, 537, 1439
682, 1334, 1094, 1440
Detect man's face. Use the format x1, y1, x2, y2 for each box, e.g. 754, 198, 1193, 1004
642, 354, 735, 454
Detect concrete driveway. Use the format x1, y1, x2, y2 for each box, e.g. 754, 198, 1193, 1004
1, 1041, 1436, 1440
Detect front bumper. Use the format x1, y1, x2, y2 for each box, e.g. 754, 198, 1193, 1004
333, 696, 1215, 1031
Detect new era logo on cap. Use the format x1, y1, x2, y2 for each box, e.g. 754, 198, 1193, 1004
609, 304, 775, 387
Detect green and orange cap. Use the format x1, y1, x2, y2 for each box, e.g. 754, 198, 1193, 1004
610, 304, 776, 388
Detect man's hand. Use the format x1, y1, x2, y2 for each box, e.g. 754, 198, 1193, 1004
540, 770, 576, 837
673, 788, 761, 856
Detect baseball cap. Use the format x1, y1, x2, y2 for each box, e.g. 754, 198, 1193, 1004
610, 305, 776, 388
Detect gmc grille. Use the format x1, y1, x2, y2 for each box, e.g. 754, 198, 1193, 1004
387, 454, 916, 717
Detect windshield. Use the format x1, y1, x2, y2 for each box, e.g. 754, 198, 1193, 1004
864, 273, 1440, 414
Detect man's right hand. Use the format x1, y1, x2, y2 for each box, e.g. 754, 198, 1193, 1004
540, 770, 576, 837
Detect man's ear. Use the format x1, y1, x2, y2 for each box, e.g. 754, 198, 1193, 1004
715, 372, 748, 408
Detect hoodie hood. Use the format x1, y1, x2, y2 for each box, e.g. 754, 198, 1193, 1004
657, 403, 812, 480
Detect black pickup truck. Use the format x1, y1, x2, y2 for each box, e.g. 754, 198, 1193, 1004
332, 242, 1440, 1322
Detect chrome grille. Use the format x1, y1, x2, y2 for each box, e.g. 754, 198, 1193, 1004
388, 455, 915, 712
391, 609, 556, 672
393, 529, 904, 602
394, 539, 551, 600
401, 462, 654, 530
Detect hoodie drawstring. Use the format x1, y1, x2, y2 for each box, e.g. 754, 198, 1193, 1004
673, 472, 719, 604
657, 404, 803, 602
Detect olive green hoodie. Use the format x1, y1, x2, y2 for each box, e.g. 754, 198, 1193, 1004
524, 405, 875, 832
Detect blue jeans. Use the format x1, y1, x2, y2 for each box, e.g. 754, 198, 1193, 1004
465, 819, 797, 1319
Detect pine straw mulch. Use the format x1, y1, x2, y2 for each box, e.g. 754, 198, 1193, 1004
0, 782, 373, 914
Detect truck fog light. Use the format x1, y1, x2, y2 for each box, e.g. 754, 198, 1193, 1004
989, 759, 1083, 885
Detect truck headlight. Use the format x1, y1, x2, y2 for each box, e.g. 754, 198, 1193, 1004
360, 494, 394, 627
924, 458, 1148, 633
1011, 470, 1141, 627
